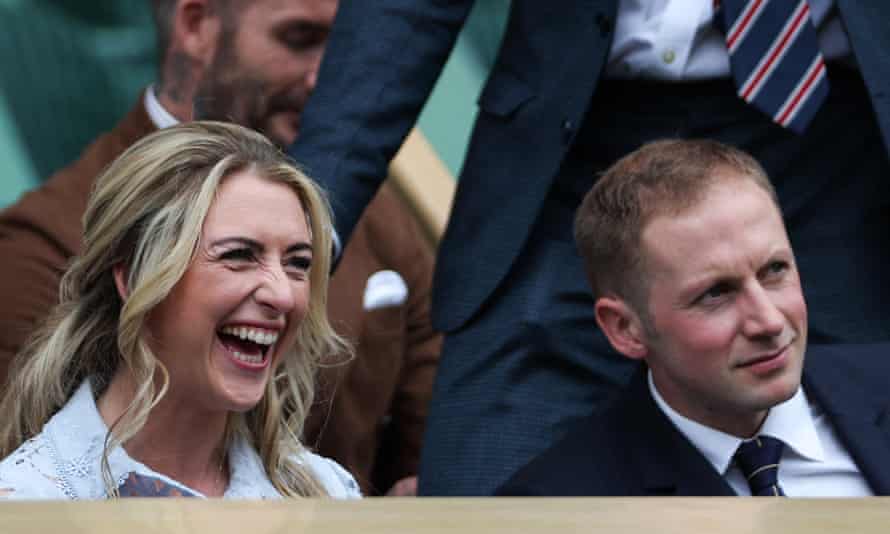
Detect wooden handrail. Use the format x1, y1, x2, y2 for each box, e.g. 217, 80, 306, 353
1, 497, 888, 533
388, 128, 457, 247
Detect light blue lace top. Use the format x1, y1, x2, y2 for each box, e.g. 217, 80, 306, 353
0, 380, 361, 499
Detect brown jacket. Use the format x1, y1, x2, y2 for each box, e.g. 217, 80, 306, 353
0, 96, 441, 495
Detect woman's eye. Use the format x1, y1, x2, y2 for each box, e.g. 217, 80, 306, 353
220, 248, 255, 262
286, 256, 312, 272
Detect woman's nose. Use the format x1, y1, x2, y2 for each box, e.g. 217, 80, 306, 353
253, 266, 296, 315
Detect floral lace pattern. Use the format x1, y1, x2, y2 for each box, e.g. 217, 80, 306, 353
0, 379, 362, 500
117, 473, 199, 497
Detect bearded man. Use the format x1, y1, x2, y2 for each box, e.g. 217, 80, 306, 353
0, 0, 439, 496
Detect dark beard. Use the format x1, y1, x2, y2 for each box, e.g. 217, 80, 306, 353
193, 69, 303, 149
193, 73, 264, 130
193, 35, 303, 149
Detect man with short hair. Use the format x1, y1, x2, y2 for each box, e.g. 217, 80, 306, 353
498, 139, 890, 496
290, 1, 890, 497
0, 0, 440, 496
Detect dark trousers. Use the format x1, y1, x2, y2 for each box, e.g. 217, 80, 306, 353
418, 66, 890, 496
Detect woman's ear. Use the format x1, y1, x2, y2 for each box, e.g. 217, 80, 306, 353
112, 264, 130, 301
594, 296, 649, 361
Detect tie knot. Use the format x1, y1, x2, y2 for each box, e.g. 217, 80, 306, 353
734, 435, 786, 496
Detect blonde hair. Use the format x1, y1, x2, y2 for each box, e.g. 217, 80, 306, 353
0, 121, 348, 497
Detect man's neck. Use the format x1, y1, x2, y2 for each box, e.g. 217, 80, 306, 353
647, 371, 767, 439
155, 82, 192, 123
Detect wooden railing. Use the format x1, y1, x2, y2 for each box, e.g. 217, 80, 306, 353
389, 128, 457, 247
1, 498, 888, 533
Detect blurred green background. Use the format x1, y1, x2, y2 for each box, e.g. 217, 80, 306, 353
0, 0, 508, 208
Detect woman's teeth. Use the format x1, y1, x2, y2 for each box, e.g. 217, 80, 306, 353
219, 325, 279, 346
231, 351, 263, 364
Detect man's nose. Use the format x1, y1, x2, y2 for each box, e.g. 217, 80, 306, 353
306, 63, 319, 92
305, 47, 325, 93
741, 283, 785, 339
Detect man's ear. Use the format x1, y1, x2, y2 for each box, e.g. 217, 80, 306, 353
171, 0, 222, 66
594, 296, 649, 361
112, 264, 130, 302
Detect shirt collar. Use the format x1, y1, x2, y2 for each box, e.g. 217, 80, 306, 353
648, 371, 824, 476
144, 84, 180, 129
760, 386, 824, 462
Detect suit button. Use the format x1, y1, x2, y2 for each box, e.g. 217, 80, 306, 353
594, 13, 613, 37
561, 119, 574, 145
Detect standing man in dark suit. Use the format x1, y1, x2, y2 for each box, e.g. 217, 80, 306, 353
289, 1, 890, 494
499, 139, 890, 496
0, 0, 440, 496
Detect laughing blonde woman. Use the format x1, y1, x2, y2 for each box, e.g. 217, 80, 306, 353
0, 122, 360, 499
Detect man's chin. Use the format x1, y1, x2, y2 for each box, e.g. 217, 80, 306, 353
262, 115, 300, 148
757, 364, 803, 409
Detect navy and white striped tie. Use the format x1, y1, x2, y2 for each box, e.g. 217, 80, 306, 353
719, 0, 829, 133
735, 435, 787, 497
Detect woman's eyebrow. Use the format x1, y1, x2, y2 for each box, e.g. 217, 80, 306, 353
210, 237, 263, 250
285, 242, 313, 255
211, 237, 311, 255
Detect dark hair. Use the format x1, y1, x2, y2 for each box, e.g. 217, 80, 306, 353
574, 139, 779, 308
150, 0, 239, 71
150, 0, 177, 65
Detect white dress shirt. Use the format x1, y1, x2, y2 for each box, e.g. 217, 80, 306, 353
606, 0, 852, 80
0, 380, 361, 499
144, 85, 178, 129
648, 372, 872, 496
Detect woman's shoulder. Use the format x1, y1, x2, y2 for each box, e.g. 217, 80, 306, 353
0, 433, 68, 500
0, 381, 107, 500
294, 450, 362, 499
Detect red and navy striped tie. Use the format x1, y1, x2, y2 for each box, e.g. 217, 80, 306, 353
718, 0, 829, 133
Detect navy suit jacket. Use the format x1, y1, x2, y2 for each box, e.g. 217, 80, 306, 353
289, 1, 890, 333
497, 343, 890, 496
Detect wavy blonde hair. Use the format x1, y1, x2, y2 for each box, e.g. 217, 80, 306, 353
0, 121, 348, 497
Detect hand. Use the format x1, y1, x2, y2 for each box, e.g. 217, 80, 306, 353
385, 476, 418, 497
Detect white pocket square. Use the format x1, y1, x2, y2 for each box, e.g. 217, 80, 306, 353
363, 270, 408, 310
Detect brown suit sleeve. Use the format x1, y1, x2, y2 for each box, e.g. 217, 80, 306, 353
0, 99, 154, 386
365, 185, 442, 492
308, 181, 442, 495
0, 157, 95, 382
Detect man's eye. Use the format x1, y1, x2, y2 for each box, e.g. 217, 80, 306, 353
220, 248, 255, 262
696, 282, 733, 305
763, 260, 789, 278
278, 28, 326, 51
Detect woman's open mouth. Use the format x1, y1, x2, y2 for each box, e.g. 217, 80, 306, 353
217, 325, 279, 369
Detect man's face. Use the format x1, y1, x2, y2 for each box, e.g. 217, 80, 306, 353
194, 0, 338, 147
636, 175, 807, 438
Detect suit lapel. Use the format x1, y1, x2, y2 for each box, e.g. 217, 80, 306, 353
803, 344, 890, 495
617, 368, 735, 496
